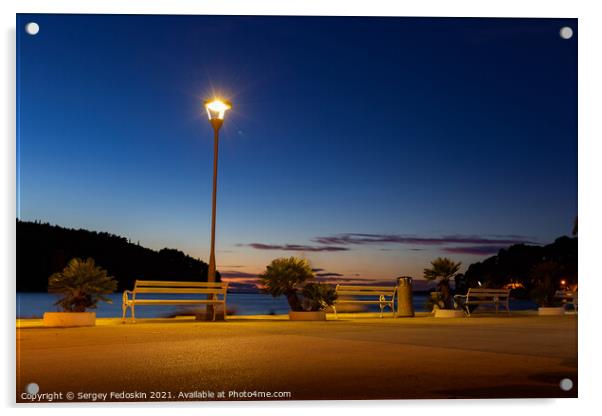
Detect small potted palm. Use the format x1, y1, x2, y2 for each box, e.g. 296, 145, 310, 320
301, 282, 338, 316
530, 260, 565, 316
424, 257, 464, 318
259, 257, 337, 320
44, 257, 118, 327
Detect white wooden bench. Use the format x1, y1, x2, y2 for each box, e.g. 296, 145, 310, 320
454, 288, 510, 316
333, 285, 397, 318
122, 280, 228, 323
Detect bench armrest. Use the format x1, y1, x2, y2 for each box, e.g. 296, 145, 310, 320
453, 294, 468, 311
122, 290, 134, 303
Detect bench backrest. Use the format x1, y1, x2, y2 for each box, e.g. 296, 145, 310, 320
555, 290, 576, 300
133, 280, 228, 295
335, 285, 397, 298
466, 288, 510, 299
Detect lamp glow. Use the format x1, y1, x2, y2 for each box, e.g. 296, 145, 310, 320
204, 99, 232, 120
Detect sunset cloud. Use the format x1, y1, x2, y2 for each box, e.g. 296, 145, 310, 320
312, 233, 536, 246
241, 233, 535, 258
219, 270, 259, 278
246, 243, 349, 252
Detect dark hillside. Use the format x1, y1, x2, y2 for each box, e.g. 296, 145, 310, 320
17, 220, 217, 291
459, 236, 577, 295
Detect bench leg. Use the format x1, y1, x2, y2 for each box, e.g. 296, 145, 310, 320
379, 304, 384, 318
333, 305, 337, 319
131, 305, 136, 323
495, 302, 499, 314
121, 303, 127, 323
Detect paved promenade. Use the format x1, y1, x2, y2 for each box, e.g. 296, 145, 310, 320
16, 313, 577, 402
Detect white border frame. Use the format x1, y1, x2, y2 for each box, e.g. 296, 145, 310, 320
3, 1, 601, 414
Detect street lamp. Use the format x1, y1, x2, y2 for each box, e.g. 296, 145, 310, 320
203, 98, 231, 320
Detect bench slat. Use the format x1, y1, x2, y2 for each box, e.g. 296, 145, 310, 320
134, 280, 227, 288
336, 285, 396, 291
336, 300, 394, 304
125, 299, 224, 305
337, 291, 395, 297
465, 300, 506, 304
133, 288, 226, 294
467, 293, 509, 298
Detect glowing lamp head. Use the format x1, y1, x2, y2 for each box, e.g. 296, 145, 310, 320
560, 279, 566, 286
204, 99, 232, 121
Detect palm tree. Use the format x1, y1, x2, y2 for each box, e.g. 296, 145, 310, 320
302, 282, 338, 311
424, 257, 462, 310
259, 257, 315, 311
48, 257, 117, 312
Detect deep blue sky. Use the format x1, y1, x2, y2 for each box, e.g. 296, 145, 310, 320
17, 15, 577, 283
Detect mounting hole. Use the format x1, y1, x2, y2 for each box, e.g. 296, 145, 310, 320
25, 22, 40, 36
559, 378, 573, 391
559, 26, 573, 40
25, 382, 39, 394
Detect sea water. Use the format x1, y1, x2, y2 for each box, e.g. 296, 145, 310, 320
16, 292, 536, 319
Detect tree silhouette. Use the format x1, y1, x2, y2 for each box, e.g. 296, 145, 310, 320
529, 260, 564, 307
17, 220, 215, 292
424, 257, 461, 309
463, 236, 577, 294
259, 257, 315, 311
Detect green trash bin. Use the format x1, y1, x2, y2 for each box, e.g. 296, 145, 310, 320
396, 276, 414, 317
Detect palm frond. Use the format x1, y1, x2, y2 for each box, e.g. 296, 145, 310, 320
48, 257, 117, 312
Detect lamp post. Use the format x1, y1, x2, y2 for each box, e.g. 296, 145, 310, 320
203, 98, 231, 320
